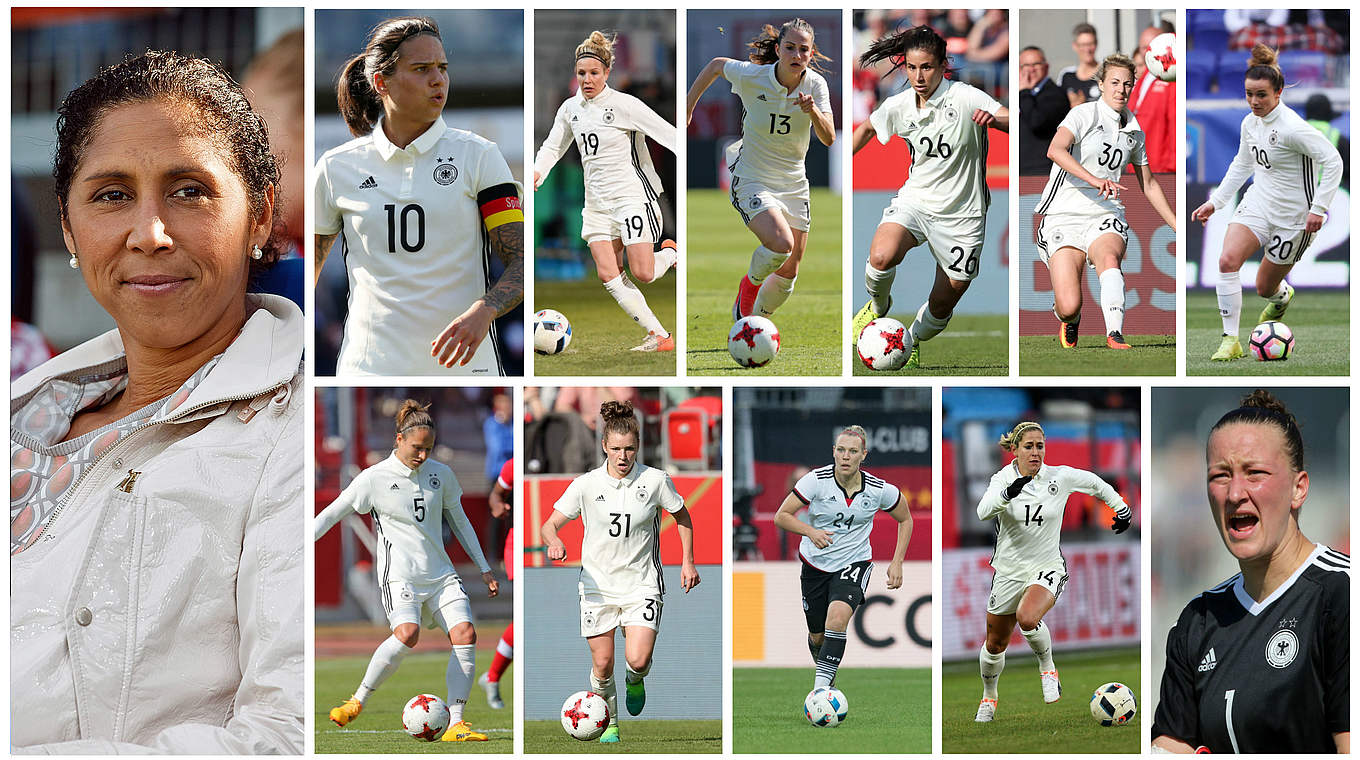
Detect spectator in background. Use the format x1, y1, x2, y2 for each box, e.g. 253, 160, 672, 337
1225, 9, 1345, 54
1018, 46, 1069, 175
940, 9, 974, 58
1059, 22, 1101, 107
1132, 25, 1176, 173
965, 9, 1009, 64
1223, 8, 1288, 34
1305, 93, 1349, 189
484, 391, 513, 481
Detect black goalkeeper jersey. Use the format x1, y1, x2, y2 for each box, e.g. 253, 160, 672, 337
1153, 544, 1349, 753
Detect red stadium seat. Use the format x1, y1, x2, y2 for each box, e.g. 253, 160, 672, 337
663, 408, 710, 470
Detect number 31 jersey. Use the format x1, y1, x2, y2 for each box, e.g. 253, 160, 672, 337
315, 116, 515, 376
792, 465, 901, 572
554, 463, 684, 603
1036, 100, 1148, 219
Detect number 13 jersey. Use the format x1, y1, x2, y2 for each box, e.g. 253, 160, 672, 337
792, 465, 901, 572
554, 463, 684, 602
1036, 100, 1147, 219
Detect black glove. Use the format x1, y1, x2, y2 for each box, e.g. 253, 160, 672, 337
1111, 514, 1132, 534
1002, 475, 1033, 501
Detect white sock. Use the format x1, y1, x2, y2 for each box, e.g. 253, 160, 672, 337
1098, 269, 1126, 335
979, 646, 1005, 699
446, 644, 477, 723
496, 637, 513, 660
1021, 621, 1055, 671
1216, 270, 1242, 336
625, 659, 650, 684
356, 635, 413, 704
641, 242, 678, 283
908, 302, 951, 343
865, 263, 895, 316
753, 274, 795, 317
590, 671, 619, 727
747, 245, 790, 284
603, 273, 666, 335
1265, 280, 1289, 303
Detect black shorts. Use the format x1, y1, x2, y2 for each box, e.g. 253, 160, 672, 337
800, 559, 873, 634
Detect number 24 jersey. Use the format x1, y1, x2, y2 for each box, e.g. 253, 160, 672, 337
792, 465, 901, 572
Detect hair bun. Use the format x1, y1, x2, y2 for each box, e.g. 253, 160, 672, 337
1240, 388, 1290, 417
1249, 42, 1279, 70
600, 400, 634, 421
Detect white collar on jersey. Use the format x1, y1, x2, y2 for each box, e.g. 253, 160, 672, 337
766, 62, 808, 96
1010, 460, 1049, 481
1230, 542, 1327, 616
595, 461, 643, 489
1257, 102, 1285, 124
372, 115, 448, 161
577, 84, 614, 105
383, 450, 419, 478
1094, 98, 1134, 131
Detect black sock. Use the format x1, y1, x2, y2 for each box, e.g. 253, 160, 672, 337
814, 630, 847, 687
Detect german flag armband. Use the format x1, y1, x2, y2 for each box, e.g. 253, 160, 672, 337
478, 183, 523, 232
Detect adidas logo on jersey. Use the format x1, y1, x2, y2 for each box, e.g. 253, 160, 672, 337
359, 175, 378, 189
756, 94, 768, 101
1198, 647, 1217, 672
571, 115, 579, 122
389, 483, 400, 490
595, 494, 606, 501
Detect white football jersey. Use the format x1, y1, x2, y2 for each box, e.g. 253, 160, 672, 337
1209, 102, 1343, 222
724, 60, 832, 187
534, 86, 675, 213
315, 116, 516, 376
869, 78, 1001, 218
314, 453, 491, 587
553, 462, 684, 603
977, 462, 1130, 579
1036, 100, 1148, 219
792, 465, 902, 572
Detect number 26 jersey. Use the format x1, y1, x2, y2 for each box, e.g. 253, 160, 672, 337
1036, 100, 1148, 219
792, 465, 901, 572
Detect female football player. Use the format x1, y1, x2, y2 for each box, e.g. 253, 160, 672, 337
534, 31, 678, 352
540, 400, 700, 743
974, 421, 1132, 722
314, 400, 499, 742
773, 426, 913, 689
1191, 44, 1343, 361
1036, 53, 1176, 350
1152, 391, 1348, 753
851, 25, 1010, 369
314, 16, 523, 375
479, 456, 514, 709
686, 18, 836, 322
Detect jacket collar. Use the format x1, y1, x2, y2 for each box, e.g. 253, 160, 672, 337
372, 116, 447, 161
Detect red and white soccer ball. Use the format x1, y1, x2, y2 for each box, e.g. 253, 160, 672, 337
402, 694, 450, 741
728, 316, 781, 368
561, 690, 610, 741
857, 317, 912, 371
1145, 32, 1177, 82
1249, 320, 1295, 361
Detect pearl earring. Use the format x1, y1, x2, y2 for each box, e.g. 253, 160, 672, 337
69, 254, 79, 270
250, 245, 263, 260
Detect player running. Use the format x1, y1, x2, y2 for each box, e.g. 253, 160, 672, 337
1191, 44, 1343, 362
479, 456, 515, 709
314, 17, 523, 376
851, 25, 1010, 368
534, 31, 679, 352
1152, 391, 1349, 752
686, 18, 836, 322
773, 426, 913, 689
1035, 53, 1175, 350
974, 421, 1132, 722
540, 401, 700, 743
314, 400, 498, 742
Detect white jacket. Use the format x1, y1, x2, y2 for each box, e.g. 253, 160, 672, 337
10, 294, 304, 754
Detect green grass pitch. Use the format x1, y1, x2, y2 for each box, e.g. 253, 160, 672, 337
732, 667, 931, 753
942, 647, 1141, 754
686, 188, 841, 376
1186, 289, 1348, 376
315, 648, 512, 753
532, 273, 677, 376
853, 314, 1007, 375
523, 719, 721, 753
1019, 333, 1175, 376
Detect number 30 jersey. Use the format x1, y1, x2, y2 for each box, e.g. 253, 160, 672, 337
315, 116, 516, 376
1036, 100, 1148, 219
554, 463, 684, 603
977, 462, 1129, 579
313, 452, 492, 587
792, 465, 901, 572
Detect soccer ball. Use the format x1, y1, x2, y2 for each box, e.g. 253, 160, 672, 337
803, 686, 849, 727
1090, 682, 1137, 727
561, 690, 610, 741
728, 316, 780, 368
857, 317, 912, 370
1249, 320, 1295, 361
402, 694, 450, 741
1145, 32, 1177, 82
534, 308, 572, 355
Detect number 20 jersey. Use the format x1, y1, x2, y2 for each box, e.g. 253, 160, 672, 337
1035, 100, 1148, 219
315, 116, 515, 376
792, 465, 900, 572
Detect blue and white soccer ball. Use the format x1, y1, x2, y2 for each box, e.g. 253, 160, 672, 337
804, 686, 848, 727
1249, 320, 1294, 361
1090, 682, 1137, 727
534, 309, 572, 355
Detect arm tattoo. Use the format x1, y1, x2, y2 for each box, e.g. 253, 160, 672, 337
483, 222, 524, 317
314, 234, 338, 281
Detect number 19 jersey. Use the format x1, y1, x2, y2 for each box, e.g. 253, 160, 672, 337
1036, 100, 1148, 219
792, 465, 901, 572
554, 463, 684, 603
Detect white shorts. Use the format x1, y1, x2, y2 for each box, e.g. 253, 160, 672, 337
879, 200, 985, 282
581, 201, 663, 246
1231, 200, 1314, 265
1036, 213, 1129, 267
986, 566, 1068, 616
580, 593, 663, 637
384, 576, 472, 631
730, 175, 810, 232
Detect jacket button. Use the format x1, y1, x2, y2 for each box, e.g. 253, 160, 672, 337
75, 607, 93, 626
